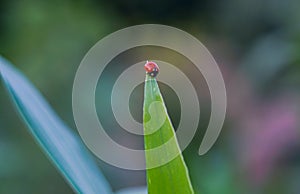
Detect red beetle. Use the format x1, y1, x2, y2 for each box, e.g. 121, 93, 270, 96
144, 61, 159, 77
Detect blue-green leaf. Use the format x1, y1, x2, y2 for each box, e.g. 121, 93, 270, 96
116, 187, 147, 194
0, 56, 112, 194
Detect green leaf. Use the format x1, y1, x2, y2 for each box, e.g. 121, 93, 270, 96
0, 56, 112, 194
143, 74, 195, 194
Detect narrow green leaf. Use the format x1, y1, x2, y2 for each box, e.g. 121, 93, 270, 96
0, 56, 112, 194
143, 74, 195, 194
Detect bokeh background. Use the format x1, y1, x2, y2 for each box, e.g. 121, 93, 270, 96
0, 0, 300, 194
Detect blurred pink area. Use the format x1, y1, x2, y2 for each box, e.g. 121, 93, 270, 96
225, 66, 299, 186
241, 97, 298, 184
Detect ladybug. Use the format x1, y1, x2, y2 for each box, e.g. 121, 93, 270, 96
144, 61, 159, 77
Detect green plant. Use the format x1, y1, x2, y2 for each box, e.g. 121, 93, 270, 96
0, 56, 194, 194
144, 74, 194, 193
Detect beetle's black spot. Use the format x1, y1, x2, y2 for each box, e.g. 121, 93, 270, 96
148, 70, 159, 77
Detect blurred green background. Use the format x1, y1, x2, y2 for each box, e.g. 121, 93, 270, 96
0, 0, 300, 193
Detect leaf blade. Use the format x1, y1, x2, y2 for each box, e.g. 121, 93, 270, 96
0, 56, 112, 194
143, 74, 194, 194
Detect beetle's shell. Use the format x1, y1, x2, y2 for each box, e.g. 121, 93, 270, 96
144, 61, 159, 77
